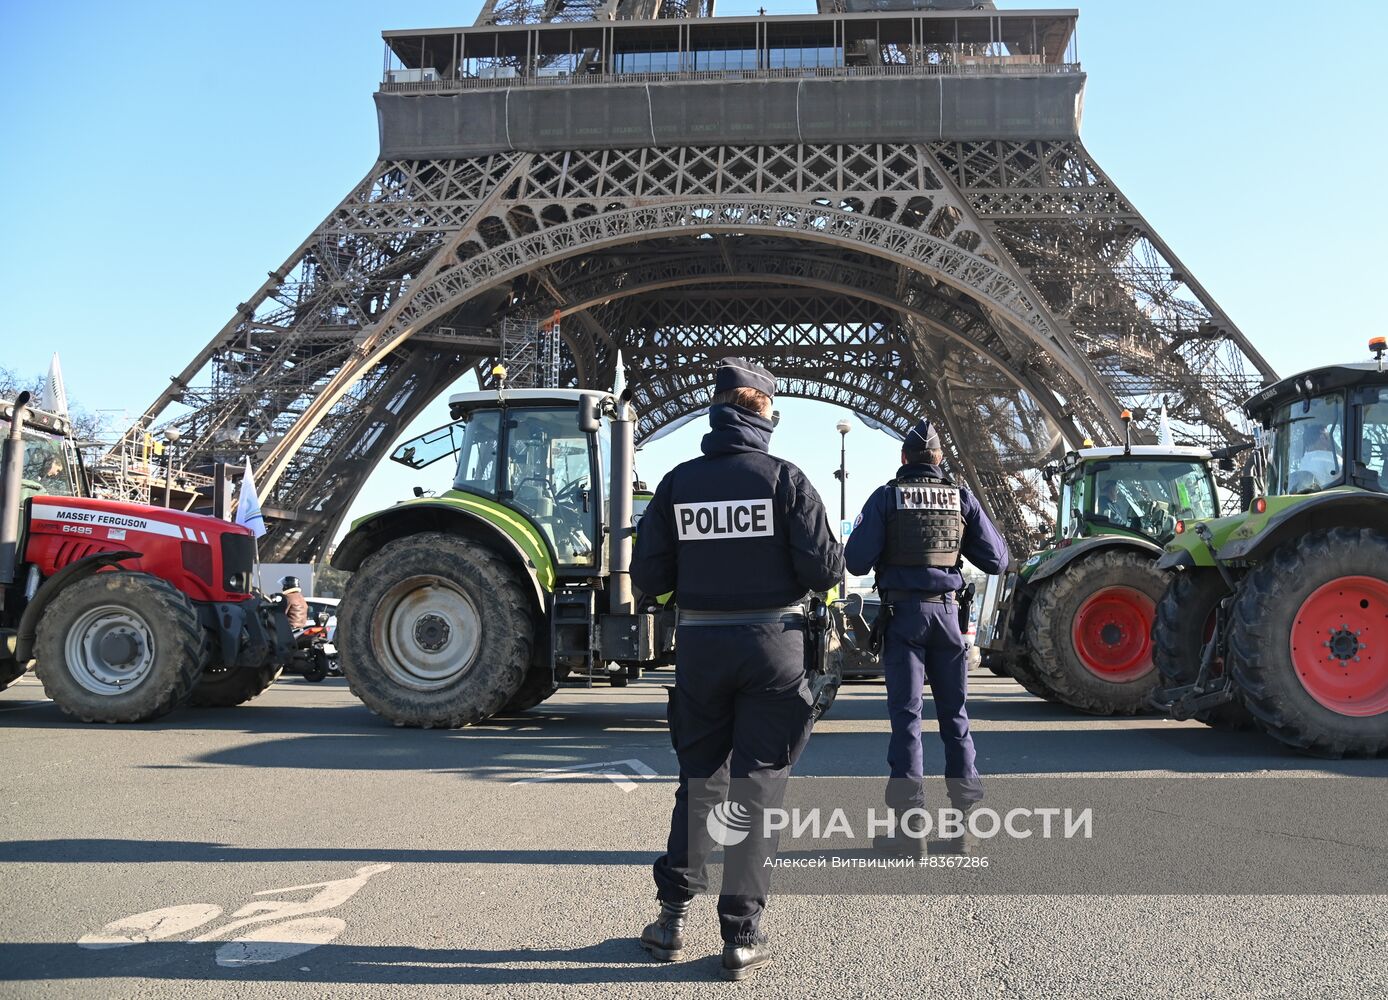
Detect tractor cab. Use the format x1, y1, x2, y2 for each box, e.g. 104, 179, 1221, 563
1245, 358, 1388, 498
1, 398, 83, 500
1055, 445, 1219, 547
390, 388, 613, 576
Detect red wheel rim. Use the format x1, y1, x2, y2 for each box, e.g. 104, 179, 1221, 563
1290, 575, 1388, 717
1070, 586, 1156, 682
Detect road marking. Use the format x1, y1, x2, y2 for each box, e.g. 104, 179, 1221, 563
215, 917, 347, 968
78, 904, 223, 948
77, 864, 391, 967
510, 757, 658, 792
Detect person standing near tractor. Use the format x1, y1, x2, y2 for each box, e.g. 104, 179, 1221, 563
278, 576, 309, 631
630, 357, 842, 981
844, 419, 1009, 853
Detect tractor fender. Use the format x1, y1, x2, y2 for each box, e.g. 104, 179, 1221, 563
14, 550, 141, 662
1027, 535, 1163, 587
331, 502, 548, 610
1217, 492, 1388, 562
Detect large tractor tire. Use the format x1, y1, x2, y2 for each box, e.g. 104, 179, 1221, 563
34, 572, 208, 723
1006, 650, 1065, 703
1025, 549, 1166, 715
189, 665, 282, 707
189, 627, 280, 708
499, 631, 560, 715
339, 532, 535, 728
1152, 570, 1255, 730
1229, 527, 1388, 758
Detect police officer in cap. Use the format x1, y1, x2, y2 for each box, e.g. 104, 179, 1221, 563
632, 357, 842, 981
844, 418, 1008, 852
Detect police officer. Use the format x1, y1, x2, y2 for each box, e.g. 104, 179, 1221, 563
631, 358, 842, 981
843, 419, 1008, 852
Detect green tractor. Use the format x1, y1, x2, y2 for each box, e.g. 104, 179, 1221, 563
976, 424, 1224, 714
1153, 340, 1388, 757
331, 382, 846, 727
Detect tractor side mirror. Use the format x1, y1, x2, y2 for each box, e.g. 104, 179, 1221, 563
1217, 456, 1235, 472
579, 400, 601, 434
842, 592, 864, 616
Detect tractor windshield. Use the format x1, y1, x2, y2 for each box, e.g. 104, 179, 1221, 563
18, 428, 78, 497
450, 410, 502, 495
503, 407, 597, 567
1360, 388, 1388, 492
1266, 392, 1346, 496
1088, 460, 1217, 540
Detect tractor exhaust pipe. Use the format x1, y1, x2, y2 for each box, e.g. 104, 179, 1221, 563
608, 367, 636, 616
0, 391, 32, 594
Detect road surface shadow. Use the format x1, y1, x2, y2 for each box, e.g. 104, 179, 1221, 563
0, 939, 727, 985
0, 839, 652, 866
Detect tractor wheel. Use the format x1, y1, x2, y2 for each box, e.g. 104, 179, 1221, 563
981, 650, 1007, 677
1005, 652, 1064, 703
499, 658, 559, 714
1026, 549, 1166, 715
339, 532, 535, 728
189, 626, 280, 707
34, 572, 207, 723
1229, 527, 1388, 758
1152, 570, 1255, 730
189, 665, 282, 707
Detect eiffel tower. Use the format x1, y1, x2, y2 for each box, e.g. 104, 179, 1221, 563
103, 0, 1275, 561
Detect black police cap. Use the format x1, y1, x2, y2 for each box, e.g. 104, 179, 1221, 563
714, 357, 776, 399
904, 419, 941, 453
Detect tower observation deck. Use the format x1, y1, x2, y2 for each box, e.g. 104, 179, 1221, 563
104, 1, 1275, 559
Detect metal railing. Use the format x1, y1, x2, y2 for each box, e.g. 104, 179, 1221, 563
380, 60, 1082, 94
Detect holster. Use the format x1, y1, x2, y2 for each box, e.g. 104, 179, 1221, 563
868, 599, 893, 655
956, 581, 976, 634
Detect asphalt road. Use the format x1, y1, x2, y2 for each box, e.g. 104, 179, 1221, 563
1, 668, 1385, 999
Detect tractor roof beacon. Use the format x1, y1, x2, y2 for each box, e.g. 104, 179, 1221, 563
0, 393, 292, 719
331, 376, 850, 728
976, 408, 1226, 715
1153, 339, 1388, 757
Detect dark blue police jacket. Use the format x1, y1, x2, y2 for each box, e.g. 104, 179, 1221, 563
631, 404, 843, 611
843, 462, 1009, 595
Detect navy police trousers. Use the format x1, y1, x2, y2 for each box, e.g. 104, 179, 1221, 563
882, 598, 984, 812
653, 620, 815, 945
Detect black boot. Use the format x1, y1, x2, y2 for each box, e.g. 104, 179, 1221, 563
930, 806, 978, 856
871, 810, 927, 858
640, 898, 690, 962
722, 936, 773, 981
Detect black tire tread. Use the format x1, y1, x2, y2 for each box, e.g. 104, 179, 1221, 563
1152, 570, 1255, 730
34, 572, 208, 723
339, 532, 536, 728
189, 664, 282, 707
1229, 527, 1388, 758
1025, 549, 1165, 716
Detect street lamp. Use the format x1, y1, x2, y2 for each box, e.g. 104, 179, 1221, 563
161, 427, 181, 508
834, 418, 851, 593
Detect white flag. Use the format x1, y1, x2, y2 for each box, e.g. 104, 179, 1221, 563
1157, 399, 1174, 447
38, 353, 69, 419
234, 456, 266, 538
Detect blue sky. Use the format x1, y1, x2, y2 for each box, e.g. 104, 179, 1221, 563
3, 0, 1384, 545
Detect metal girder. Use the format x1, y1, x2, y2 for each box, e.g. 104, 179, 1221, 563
105, 133, 1273, 558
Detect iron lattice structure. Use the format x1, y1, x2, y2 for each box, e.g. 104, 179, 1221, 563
104, 6, 1274, 561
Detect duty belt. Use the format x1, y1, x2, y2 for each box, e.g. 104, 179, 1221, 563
678, 607, 807, 627
879, 590, 954, 604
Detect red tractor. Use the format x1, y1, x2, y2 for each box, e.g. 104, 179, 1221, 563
1, 392, 292, 722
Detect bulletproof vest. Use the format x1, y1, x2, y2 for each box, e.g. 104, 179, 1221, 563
666, 452, 806, 611
882, 474, 964, 568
